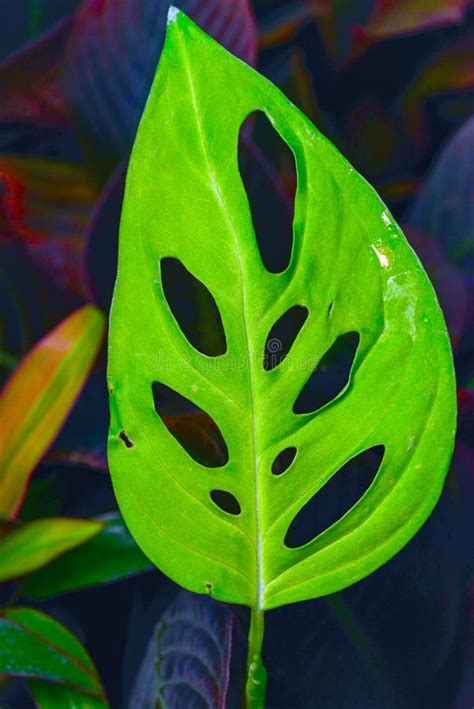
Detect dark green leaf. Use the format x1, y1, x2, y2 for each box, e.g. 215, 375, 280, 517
0, 608, 105, 701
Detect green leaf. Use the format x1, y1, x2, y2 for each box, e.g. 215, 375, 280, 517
29, 679, 107, 708
0, 517, 103, 583
107, 7, 456, 614
0, 305, 105, 519
22, 513, 153, 599
0, 608, 106, 701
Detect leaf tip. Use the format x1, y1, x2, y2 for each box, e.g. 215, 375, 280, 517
167, 5, 181, 25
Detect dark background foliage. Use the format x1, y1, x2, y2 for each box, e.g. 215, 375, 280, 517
0, 1, 473, 707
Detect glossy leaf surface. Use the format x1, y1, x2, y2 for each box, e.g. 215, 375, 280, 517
23, 513, 153, 599
0, 517, 103, 583
129, 590, 234, 708
0, 608, 105, 700
0, 305, 105, 518
108, 10, 456, 610
29, 680, 107, 709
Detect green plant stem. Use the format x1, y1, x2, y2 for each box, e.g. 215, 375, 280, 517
245, 606, 267, 709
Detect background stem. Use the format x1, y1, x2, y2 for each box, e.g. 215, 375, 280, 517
245, 607, 267, 708
29, 0, 44, 38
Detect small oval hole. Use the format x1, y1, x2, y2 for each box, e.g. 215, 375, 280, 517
285, 446, 385, 548
294, 332, 360, 414
272, 447, 297, 476
161, 257, 226, 356
152, 383, 228, 467
210, 490, 241, 516
264, 306, 308, 371
239, 111, 296, 273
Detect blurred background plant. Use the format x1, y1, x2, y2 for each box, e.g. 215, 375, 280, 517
0, 0, 473, 707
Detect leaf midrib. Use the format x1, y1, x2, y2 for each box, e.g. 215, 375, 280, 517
178, 29, 263, 610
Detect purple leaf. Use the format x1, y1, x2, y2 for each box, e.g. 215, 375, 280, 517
0, 18, 72, 128
63, 0, 257, 161
130, 590, 234, 709
406, 115, 474, 354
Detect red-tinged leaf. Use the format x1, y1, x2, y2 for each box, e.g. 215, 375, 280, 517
0, 18, 72, 128
458, 386, 474, 418
351, 0, 472, 58
0, 608, 106, 702
316, 0, 372, 64
0, 305, 105, 519
259, 1, 330, 50
0, 517, 103, 583
63, 0, 257, 162
0, 156, 100, 295
400, 26, 474, 148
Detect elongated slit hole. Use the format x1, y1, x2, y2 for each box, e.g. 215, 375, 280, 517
294, 332, 360, 414
284, 446, 385, 548
239, 111, 295, 273
152, 382, 228, 467
264, 306, 308, 370
161, 257, 226, 356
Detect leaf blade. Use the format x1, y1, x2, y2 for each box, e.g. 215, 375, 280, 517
0, 608, 105, 699
108, 9, 456, 611
22, 513, 153, 599
0, 517, 103, 583
0, 304, 106, 518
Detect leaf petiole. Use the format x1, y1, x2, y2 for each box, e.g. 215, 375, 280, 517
245, 606, 267, 708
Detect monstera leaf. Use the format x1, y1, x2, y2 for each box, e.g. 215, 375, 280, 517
107, 9, 456, 705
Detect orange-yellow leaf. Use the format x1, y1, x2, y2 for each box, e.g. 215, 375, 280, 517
0, 305, 105, 519
0, 517, 104, 583
351, 0, 471, 58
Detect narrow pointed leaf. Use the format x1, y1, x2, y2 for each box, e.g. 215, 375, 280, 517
0, 305, 106, 518
400, 25, 474, 147
108, 10, 456, 611
0, 608, 105, 700
23, 513, 153, 599
351, 0, 472, 57
0, 517, 103, 583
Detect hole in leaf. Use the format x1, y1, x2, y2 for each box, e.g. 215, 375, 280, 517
285, 446, 385, 548
161, 257, 226, 356
119, 431, 134, 448
239, 111, 296, 273
152, 383, 228, 467
272, 447, 297, 476
264, 306, 308, 370
293, 332, 360, 414
210, 490, 241, 516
